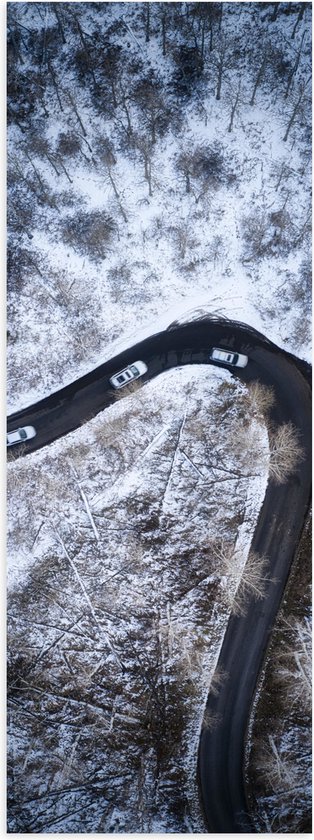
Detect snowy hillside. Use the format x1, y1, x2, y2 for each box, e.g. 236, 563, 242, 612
8, 366, 271, 832
7, 1, 311, 413
7, 1, 311, 834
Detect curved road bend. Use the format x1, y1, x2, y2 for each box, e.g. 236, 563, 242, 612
7, 318, 311, 833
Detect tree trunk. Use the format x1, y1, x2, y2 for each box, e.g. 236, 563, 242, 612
151, 114, 156, 145
146, 4, 150, 42
250, 55, 267, 106
275, 162, 285, 191
285, 32, 305, 99
76, 17, 98, 87
7, 103, 26, 133
218, 3, 223, 31
57, 155, 73, 183
270, 3, 279, 23
228, 85, 240, 133
144, 154, 153, 197
110, 77, 118, 108
79, 134, 93, 154
45, 152, 60, 176
122, 98, 133, 135
9, 27, 24, 63
201, 19, 206, 60
162, 12, 166, 56
283, 85, 306, 142
292, 5, 305, 39
48, 61, 63, 112
108, 168, 128, 223
41, 26, 48, 66
216, 59, 224, 101
51, 5, 66, 44
24, 151, 46, 189
66, 90, 87, 136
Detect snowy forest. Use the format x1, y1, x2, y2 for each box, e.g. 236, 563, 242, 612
7, 1, 311, 833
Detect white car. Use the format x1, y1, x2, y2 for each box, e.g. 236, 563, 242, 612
7, 426, 36, 447
210, 348, 248, 368
109, 360, 148, 389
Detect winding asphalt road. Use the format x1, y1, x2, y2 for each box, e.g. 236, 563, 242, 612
7, 317, 311, 833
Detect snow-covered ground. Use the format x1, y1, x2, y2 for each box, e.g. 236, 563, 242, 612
7, 1, 311, 413
8, 365, 270, 832
7, 1, 311, 833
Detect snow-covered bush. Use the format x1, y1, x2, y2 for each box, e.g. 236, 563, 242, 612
241, 208, 292, 261
172, 45, 204, 97
61, 209, 116, 261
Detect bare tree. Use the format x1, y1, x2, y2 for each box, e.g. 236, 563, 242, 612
13, 147, 45, 192
119, 92, 134, 139
93, 138, 127, 223
170, 221, 199, 260
98, 45, 122, 109
176, 150, 192, 194
133, 134, 154, 196
215, 34, 227, 101
145, 2, 150, 43
285, 32, 306, 99
72, 12, 98, 88
268, 422, 304, 483
107, 168, 128, 223
187, 1, 223, 56
273, 618, 311, 708
213, 543, 272, 615
176, 142, 228, 201
7, 20, 24, 64
161, 7, 167, 56
250, 50, 268, 106
259, 734, 305, 794
209, 665, 228, 697
207, 235, 226, 266
271, 159, 295, 192
201, 707, 222, 732
291, 206, 311, 249
227, 81, 241, 133
291, 4, 306, 39
68, 461, 100, 542
241, 206, 291, 261
50, 3, 67, 44
133, 75, 172, 145
64, 88, 87, 137
245, 382, 275, 417
47, 60, 64, 113
233, 551, 272, 614
283, 77, 311, 142
160, 413, 187, 515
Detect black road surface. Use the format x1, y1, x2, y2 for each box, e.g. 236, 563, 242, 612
7, 317, 312, 833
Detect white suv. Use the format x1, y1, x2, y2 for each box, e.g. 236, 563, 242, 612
210, 348, 248, 368
109, 360, 148, 389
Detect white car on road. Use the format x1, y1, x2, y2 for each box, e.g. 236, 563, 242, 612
7, 426, 36, 447
210, 348, 248, 368
109, 361, 148, 389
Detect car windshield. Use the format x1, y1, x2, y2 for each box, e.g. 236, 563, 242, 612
130, 365, 139, 375
20, 429, 27, 439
